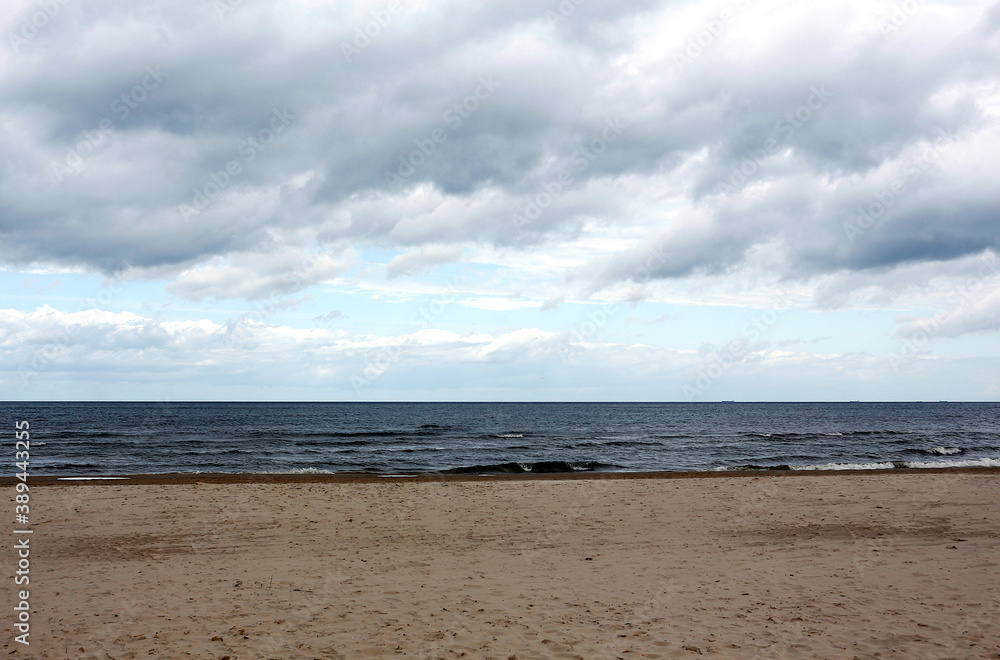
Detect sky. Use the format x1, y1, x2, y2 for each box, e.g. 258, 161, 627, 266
1, 0, 999, 401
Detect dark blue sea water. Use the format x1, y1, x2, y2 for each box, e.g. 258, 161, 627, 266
3, 402, 999, 476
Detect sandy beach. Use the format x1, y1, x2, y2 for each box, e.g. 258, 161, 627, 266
8, 469, 1000, 659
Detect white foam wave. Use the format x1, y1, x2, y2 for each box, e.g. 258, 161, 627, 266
56, 476, 130, 480
927, 446, 962, 455
794, 462, 896, 471
907, 457, 1000, 469
496, 433, 523, 438
793, 457, 1000, 471
261, 467, 335, 474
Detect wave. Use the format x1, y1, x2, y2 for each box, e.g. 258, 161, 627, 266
901, 457, 1000, 469
793, 457, 1000, 470
298, 430, 404, 438
742, 430, 915, 440
292, 439, 371, 447
792, 461, 898, 471
742, 432, 817, 441
718, 464, 793, 471
845, 430, 917, 436
606, 439, 662, 447
717, 456, 1000, 471
36, 462, 109, 470
571, 439, 663, 448
441, 461, 615, 474
923, 446, 963, 455
493, 433, 524, 438
44, 430, 121, 439
56, 476, 130, 480
370, 446, 444, 453
260, 467, 337, 474
269, 428, 453, 439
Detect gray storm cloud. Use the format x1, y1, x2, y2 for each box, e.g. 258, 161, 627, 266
1, 0, 998, 303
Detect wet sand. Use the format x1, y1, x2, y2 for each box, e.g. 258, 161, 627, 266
7, 469, 1000, 658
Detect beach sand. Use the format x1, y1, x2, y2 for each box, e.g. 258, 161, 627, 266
8, 469, 1000, 659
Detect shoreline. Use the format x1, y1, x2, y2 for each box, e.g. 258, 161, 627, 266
11, 464, 1000, 486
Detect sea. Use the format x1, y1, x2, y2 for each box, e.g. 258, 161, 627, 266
4, 401, 999, 477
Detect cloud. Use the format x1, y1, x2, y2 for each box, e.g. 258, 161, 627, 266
0, 0, 995, 305
165, 246, 353, 301
776, 336, 833, 348
312, 310, 343, 323
0, 304, 680, 396
456, 297, 538, 311
540, 296, 565, 311
385, 245, 463, 279
898, 289, 1000, 339
4, 302, 998, 400
1, 0, 998, 406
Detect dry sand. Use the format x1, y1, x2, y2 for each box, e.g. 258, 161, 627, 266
6, 469, 1000, 659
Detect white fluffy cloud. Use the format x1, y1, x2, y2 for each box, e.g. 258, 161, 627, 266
4, 304, 997, 400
